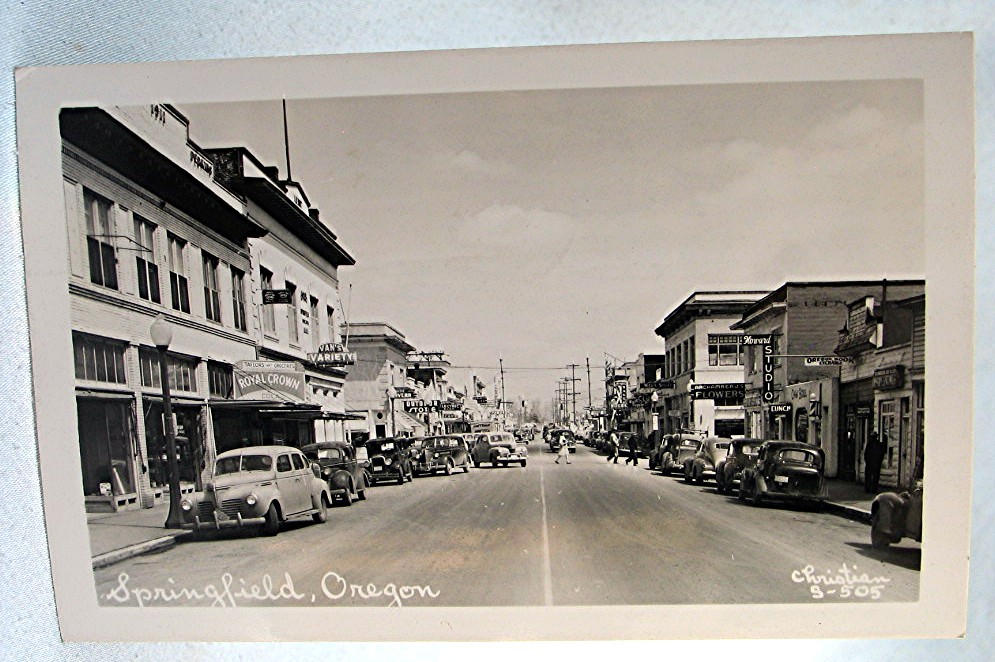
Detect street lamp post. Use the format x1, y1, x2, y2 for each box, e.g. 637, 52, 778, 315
387, 386, 397, 436
150, 314, 184, 529
651, 391, 659, 432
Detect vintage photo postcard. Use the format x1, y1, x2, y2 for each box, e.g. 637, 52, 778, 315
15, 33, 973, 641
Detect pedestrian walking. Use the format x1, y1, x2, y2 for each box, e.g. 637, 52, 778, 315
554, 434, 571, 464
625, 434, 640, 466
864, 431, 886, 493
607, 430, 619, 463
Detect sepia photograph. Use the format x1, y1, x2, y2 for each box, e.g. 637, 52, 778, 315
15, 33, 973, 641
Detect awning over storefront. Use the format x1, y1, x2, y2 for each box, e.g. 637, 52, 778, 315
76, 389, 134, 401
395, 410, 425, 432
319, 411, 366, 421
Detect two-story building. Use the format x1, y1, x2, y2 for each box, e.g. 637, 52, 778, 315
62, 105, 266, 511
204, 147, 358, 451
834, 286, 925, 488
731, 280, 923, 478
652, 291, 768, 438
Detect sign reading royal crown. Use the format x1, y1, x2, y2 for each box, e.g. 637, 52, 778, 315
234, 361, 306, 401
308, 343, 357, 367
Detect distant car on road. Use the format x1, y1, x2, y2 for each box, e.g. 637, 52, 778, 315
413, 435, 472, 475
871, 482, 923, 548
179, 445, 331, 536
739, 440, 827, 506
715, 438, 763, 495
684, 436, 732, 484
301, 441, 368, 506
471, 431, 528, 468
548, 428, 576, 453
363, 437, 413, 485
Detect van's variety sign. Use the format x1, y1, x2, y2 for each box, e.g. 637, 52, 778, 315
308, 343, 357, 367
234, 361, 307, 401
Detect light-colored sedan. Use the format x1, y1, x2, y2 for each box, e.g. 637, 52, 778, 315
180, 445, 331, 536
470, 432, 528, 468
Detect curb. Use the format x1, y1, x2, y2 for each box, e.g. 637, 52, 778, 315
824, 500, 873, 524
91, 531, 192, 570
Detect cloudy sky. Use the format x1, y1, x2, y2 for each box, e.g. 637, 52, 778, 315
181, 79, 923, 411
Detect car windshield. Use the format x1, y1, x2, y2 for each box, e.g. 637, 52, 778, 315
311, 448, 341, 460
740, 444, 759, 455
680, 442, 699, 450
216, 454, 273, 475
426, 437, 455, 449
715, 442, 730, 451
778, 449, 819, 464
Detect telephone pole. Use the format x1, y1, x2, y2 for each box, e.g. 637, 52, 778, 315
566, 364, 581, 425
499, 357, 506, 429
586, 357, 593, 412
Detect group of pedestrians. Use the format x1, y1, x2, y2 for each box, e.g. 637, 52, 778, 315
605, 430, 640, 466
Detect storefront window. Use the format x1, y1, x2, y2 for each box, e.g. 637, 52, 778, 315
73, 333, 127, 384
139, 348, 198, 393
77, 399, 134, 497
208, 362, 233, 398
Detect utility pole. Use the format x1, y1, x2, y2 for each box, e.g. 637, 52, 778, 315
566, 364, 580, 426
586, 356, 593, 412
499, 357, 506, 429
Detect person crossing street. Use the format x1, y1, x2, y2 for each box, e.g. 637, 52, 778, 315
625, 433, 640, 466
607, 430, 620, 463
554, 432, 571, 464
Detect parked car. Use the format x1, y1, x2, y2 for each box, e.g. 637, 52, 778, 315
871, 482, 923, 548
648, 434, 676, 469
715, 438, 763, 494
659, 435, 704, 475
301, 441, 368, 506
179, 445, 331, 536
684, 436, 732, 484
413, 435, 472, 475
363, 437, 413, 485
471, 431, 528, 467
738, 440, 827, 506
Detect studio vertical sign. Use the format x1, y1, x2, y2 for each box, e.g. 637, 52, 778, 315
743, 335, 776, 403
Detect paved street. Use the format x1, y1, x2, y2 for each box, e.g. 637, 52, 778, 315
94, 444, 920, 608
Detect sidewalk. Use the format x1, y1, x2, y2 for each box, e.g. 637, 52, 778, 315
823, 478, 877, 523
87, 500, 191, 569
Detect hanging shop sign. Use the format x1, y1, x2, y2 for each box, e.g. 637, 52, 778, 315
474, 396, 488, 404
641, 379, 676, 390
804, 356, 854, 366
743, 334, 776, 403
691, 383, 746, 402
308, 343, 357, 367
262, 289, 292, 305
769, 404, 792, 414
392, 386, 416, 399
873, 365, 906, 390
403, 399, 464, 414
234, 361, 306, 401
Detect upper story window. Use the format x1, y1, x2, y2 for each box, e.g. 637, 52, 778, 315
708, 336, 743, 367
309, 296, 320, 350
286, 281, 299, 344
73, 333, 127, 384
326, 305, 336, 345
202, 252, 222, 323
230, 267, 247, 332
167, 233, 190, 314
133, 216, 161, 304
260, 267, 276, 335
83, 189, 118, 289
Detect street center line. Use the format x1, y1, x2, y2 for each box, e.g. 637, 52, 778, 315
539, 464, 554, 606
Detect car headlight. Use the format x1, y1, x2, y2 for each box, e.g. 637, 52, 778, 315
384, 457, 393, 466
246, 494, 257, 506
433, 452, 439, 459
180, 498, 192, 512
322, 467, 332, 477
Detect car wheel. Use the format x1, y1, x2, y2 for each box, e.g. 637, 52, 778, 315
341, 486, 354, 507
463, 461, 470, 473
262, 503, 280, 536
520, 459, 527, 468
396, 470, 405, 486
737, 478, 747, 501
444, 459, 454, 476
357, 476, 367, 501
716, 478, 725, 494
870, 513, 892, 549
684, 467, 693, 484
312, 494, 329, 523
473, 458, 480, 468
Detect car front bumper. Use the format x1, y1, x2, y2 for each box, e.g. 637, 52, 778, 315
183, 512, 267, 530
